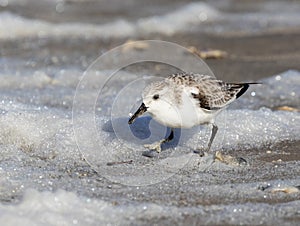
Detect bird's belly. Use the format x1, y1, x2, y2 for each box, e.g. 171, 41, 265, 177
151, 110, 186, 128
151, 107, 215, 129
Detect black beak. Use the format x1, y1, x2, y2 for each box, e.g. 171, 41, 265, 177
128, 103, 147, 124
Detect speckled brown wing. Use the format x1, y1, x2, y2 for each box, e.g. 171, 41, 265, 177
166, 73, 252, 110
192, 79, 250, 110
168, 73, 250, 111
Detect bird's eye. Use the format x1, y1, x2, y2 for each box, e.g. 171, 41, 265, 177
153, 94, 159, 100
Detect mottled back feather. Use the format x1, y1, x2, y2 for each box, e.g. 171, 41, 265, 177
167, 72, 250, 110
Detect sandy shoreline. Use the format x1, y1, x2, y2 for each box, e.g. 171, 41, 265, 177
0, 1, 299, 225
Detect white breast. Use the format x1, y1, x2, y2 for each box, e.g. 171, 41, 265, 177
148, 91, 216, 129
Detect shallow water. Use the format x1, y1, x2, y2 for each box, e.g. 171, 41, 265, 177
0, 0, 300, 225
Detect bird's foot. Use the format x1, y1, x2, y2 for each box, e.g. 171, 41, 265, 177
214, 151, 247, 166
144, 140, 163, 153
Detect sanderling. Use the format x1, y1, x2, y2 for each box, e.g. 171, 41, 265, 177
128, 72, 256, 154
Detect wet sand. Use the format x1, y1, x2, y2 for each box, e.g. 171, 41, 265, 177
3, 30, 300, 82
169, 31, 300, 82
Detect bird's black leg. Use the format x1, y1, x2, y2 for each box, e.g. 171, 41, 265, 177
196, 123, 218, 161
144, 128, 174, 153
162, 129, 174, 144
207, 123, 218, 152
195, 124, 218, 157
197, 124, 247, 166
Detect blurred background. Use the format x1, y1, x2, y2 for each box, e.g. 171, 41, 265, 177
1, 0, 300, 82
